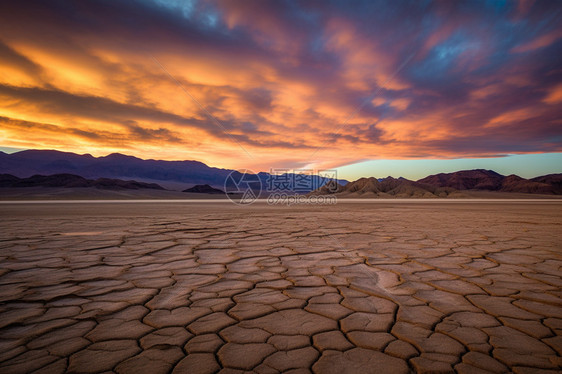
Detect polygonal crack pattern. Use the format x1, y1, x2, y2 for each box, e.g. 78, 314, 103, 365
0, 203, 561, 373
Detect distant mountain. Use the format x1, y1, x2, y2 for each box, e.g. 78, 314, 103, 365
0, 173, 165, 190
310, 169, 562, 198
0, 150, 232, 186
309, 176, 459, 198
0, 150, 347, 192
530, 174, 562, 194
183, 184, 224, 194
499, 174, 554, 194
417, 169, 560, 194
3, 151, 558, 197
417, 169, 503, 190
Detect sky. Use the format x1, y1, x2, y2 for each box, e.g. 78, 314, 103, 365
0, 0, 561, 180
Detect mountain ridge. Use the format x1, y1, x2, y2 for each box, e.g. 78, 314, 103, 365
0, 149, 347, 191
0, 173, 166, 190
310, 169, 562, 197
309, 176, 459, 198
417, 169, 561, 195
2, 150, 560, 196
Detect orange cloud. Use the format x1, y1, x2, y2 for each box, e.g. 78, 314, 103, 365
543, 84, 562, 104
485, 108, 538, 128
0, 0, 560, 173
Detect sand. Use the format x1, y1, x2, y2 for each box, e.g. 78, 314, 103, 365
0, 200, 561, 373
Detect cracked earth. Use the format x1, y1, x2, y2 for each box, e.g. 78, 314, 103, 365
0, 201, 561, 373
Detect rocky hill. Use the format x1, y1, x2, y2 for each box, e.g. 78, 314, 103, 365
418, 169, 560, 194
310, 170, 562, 198
309, 176, 459, 198
0, 174, 165, 190
183, 184, 224, 194
529, 174, 562, 194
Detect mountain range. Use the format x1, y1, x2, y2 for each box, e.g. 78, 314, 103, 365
0, 173, 165, 190
1, 150, 560, 197
418, 169, 562, 194
0, 150, 347, 192
310, 169, 562, 197
310, 177, 457, 198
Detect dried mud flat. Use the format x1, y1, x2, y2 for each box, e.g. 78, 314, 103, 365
0, 201, 561, 374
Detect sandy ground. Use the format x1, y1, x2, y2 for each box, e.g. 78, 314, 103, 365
0, 201, 561, 373
1, 187, 561, 200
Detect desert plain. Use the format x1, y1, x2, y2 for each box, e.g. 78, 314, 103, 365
0, 200, 561, 373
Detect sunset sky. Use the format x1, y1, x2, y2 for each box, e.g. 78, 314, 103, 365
0, 0, 561, 180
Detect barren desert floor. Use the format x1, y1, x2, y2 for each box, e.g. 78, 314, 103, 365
0, 200, 561, 374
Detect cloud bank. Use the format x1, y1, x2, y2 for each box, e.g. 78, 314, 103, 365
0, 0, 560, 170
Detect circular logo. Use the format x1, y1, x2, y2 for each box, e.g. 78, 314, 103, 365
224, 169, 262, 205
